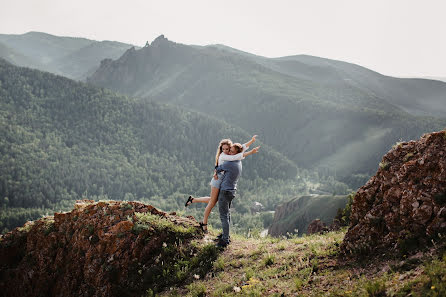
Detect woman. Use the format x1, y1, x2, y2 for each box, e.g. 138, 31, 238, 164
185, 135, 259, 232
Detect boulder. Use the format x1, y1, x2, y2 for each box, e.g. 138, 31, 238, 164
307, 219, 328, 234
341, 130, 446, 254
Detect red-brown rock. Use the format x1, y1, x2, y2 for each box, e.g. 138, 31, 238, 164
307, 219, 328, 234
0, 200, 204, 297
341, 130, 446, 255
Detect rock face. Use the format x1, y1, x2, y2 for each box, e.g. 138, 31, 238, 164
0, 200, 205, 297
341, 131, 446, 254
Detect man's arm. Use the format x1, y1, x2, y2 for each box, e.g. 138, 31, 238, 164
243, 135, 257, 149
219, 152, 245, 162
243, 146, 260, 157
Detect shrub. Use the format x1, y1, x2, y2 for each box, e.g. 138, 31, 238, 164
335, 192, 355, 226
364, 279, 387, 297
186, 282, 206, 297
263, 253, 275, 266
213, 256, 225, 271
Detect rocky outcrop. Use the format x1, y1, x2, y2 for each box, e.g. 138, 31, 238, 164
0, 200, 208, 297
87, 35, 197, 94
307, 219, 328, 234
341, 131, 446, 254
151, 34, 170, 47
268, 195, 349, 236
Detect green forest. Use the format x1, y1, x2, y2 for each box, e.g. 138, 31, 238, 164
1, 59, 348, 234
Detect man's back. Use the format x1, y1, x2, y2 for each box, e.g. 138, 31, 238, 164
216, 160, 242, 192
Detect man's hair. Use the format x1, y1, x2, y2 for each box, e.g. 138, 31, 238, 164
232, 143, 243, 154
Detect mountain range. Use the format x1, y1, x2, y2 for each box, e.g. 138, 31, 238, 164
1, 32, 445, 186
86, 35, 446, 186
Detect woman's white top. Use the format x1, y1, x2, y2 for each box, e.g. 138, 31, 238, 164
217, 144, 247, 166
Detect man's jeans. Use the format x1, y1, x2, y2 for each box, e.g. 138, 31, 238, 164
218, 190, 235, 243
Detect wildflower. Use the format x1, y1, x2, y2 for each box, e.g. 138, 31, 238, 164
431, 286, 435, 290
249, 277, 260, 284
193, 274, 200, 280
162, 242, 167, 247
233, 286, 241, 293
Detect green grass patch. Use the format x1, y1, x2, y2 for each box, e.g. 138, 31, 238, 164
263, 253, 275, 266
396, 258, 446, 297
17, 221, 34, 233
133, 212, 195, 235
186, 282, 207, 297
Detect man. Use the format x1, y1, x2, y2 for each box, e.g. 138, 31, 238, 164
214, 143, 260, 248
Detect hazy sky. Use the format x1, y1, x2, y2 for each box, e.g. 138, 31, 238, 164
1, 0, 445, 77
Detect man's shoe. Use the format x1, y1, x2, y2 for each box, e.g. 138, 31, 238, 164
214, 233, 230, 242
216, 238, 229, 248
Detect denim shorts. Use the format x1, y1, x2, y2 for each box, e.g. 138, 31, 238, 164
210, 172, 224, 188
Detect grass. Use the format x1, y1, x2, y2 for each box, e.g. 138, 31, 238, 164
378, 161, 390, 170
17, 221, 35, 233
156, 229, 446, 297
263, 253, 275, 266
42, 216, 55, 235
133, 212, 195, 235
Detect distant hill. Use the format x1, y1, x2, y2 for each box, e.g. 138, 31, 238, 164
268, 194, 349, 236
0, 59, 298, 232
0, 41, 41, 68
88, 35, 446, 186
422, 76, 446, 83
0, 31, 134, 79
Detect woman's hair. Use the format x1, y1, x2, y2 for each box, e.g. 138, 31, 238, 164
215, 138, 233, 166
232, 143, 243, 154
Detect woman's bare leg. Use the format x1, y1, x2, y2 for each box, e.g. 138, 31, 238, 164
191, 196, 211, 203
202, 186, 220, 225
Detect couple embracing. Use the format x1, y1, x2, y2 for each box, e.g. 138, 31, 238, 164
185, 135, 260, 248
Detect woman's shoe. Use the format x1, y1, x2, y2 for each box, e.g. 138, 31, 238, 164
199, 222, 208, 233
185, 196, 194, 207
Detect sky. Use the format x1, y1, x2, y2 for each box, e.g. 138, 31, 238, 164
1, 0, 445, 78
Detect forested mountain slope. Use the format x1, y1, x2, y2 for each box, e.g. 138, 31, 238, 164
88, 36, 446, 186
0, 59, 298, 232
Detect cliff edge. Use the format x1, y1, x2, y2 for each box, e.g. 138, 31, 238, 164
0, 200, 215, 297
